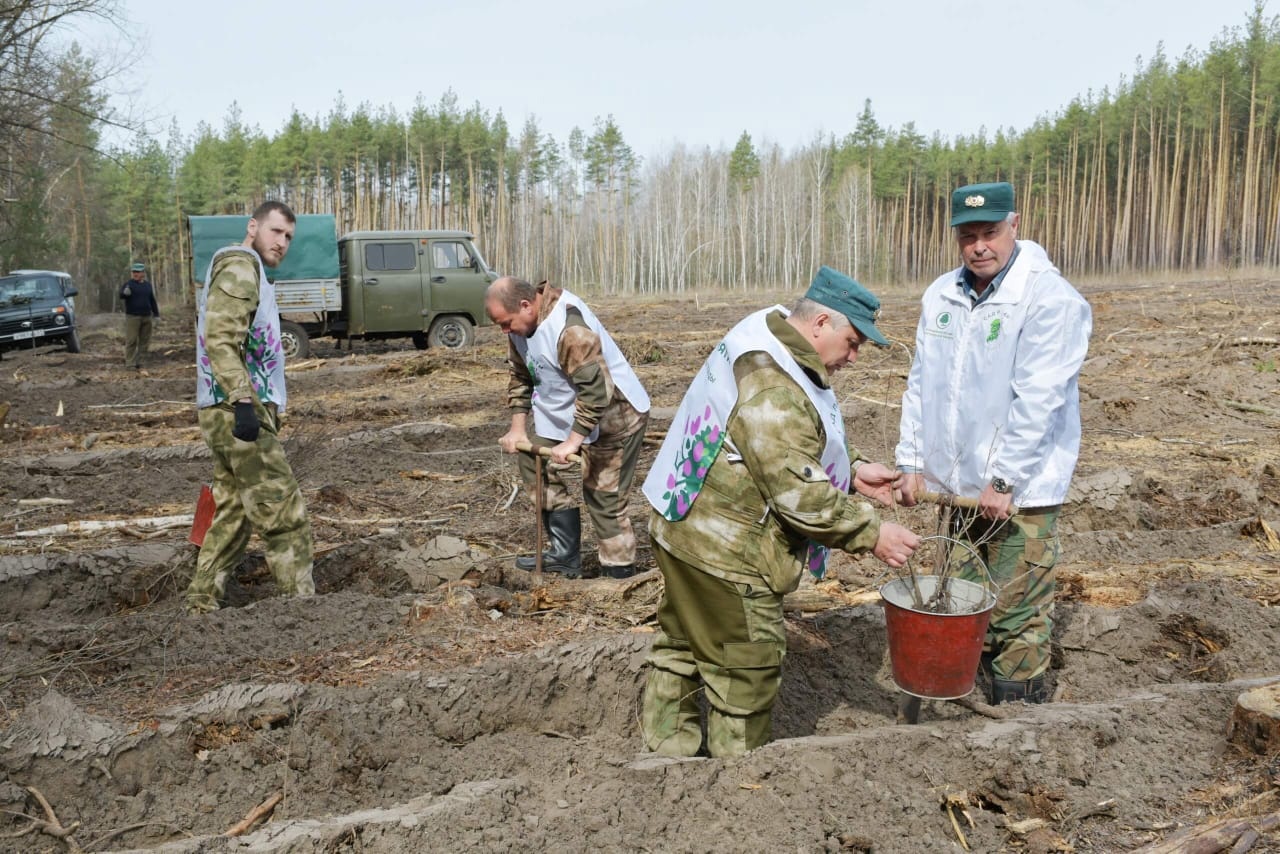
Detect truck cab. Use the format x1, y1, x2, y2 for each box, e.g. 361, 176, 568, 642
0, 270, 81, 357
187, 215, 497, 358
339, 230, 495, 350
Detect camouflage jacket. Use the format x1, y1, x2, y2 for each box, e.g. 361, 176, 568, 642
649, 311, 881, 593
506, 285, 645, 439
202, 250, 265, 406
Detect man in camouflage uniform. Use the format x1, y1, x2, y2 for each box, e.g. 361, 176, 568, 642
639, 267, 920, 757
487, 276, 650, 579
896, 182, 1092, 704
185, 200, 315, 614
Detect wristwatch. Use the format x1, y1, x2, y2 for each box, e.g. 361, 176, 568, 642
991, 477, 1013, 495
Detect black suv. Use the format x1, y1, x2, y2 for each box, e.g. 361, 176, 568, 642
0, 270, 81, 356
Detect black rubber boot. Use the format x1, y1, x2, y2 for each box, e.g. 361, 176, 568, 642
601, 564, 637, 579
514, 511, 550, 572
990, 676, 1048, 705
513, 508, 581, 577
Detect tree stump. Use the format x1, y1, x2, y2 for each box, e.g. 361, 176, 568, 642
1228, 683, 1280, 754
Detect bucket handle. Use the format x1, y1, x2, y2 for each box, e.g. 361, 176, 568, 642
907, 534, 999, 602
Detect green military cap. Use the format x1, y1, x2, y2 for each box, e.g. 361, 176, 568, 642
130, 262, 146, 272
805, 265, 889, 346
950, 181, 1016, 226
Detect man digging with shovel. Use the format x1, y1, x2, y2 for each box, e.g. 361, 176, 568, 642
486, 276, 651, 579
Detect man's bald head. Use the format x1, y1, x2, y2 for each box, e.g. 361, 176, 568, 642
486, 276, 538, 313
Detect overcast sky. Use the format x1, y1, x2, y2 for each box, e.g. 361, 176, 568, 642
83, 0, 1264, 159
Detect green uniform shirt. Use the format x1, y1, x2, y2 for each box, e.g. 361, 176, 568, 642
649, 310, 881, 594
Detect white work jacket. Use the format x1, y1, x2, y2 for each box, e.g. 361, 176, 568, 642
895, 240, 1092, 508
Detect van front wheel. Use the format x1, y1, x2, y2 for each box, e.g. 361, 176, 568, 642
280, 321, 311, 360
426, 315, 474, 350
64, 328, 82, 354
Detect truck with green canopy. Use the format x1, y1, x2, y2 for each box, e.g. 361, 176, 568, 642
188, 214, 498, 358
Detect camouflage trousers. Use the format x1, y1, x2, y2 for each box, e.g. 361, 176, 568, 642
517, 412, 648, 567
949, 505, 1061, 681
641, 543, 785, 758
123, 315, 153, 367
186, 403, 315, 614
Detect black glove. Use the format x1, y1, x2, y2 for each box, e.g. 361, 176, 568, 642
232, 401, 259, 442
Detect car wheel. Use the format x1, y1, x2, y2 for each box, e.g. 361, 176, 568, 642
280, 321, 310, 360
426, 315, 475, 350
411, 331, 428, 350
65, 328, 82, 354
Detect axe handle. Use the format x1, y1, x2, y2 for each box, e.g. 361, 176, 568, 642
514, 439, 583, 466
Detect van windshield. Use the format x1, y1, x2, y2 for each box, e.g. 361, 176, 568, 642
0, 276, 60, 306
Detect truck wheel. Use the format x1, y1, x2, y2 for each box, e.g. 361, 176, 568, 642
65, 328, 82, 354
280, 321, 311, 360
411, 331, 428, 350
427, 315, 474, 350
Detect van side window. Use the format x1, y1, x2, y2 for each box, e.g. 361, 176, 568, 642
432, 242, 473, 270
365, 243, 416, 271
19, 278, 56, 298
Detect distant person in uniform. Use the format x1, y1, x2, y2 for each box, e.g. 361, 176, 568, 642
639, 267, 920, 757
486, 276, 651, 579
119, 262, 159, 370
895, 181, 1092, 704
186, 201, 315, 614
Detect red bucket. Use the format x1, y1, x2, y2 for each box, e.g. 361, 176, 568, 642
188, 483, 215, 547
880, 576, 996, 700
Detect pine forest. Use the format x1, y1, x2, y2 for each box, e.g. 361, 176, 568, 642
3, 2, 1280, 312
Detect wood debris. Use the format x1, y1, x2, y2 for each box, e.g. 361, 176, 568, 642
401, 469, 468, 481
6, 514, 193, 538
223, 791, 283, 837
1134, 807, 1280, 852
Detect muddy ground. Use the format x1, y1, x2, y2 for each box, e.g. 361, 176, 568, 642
1, 276, 1278, 853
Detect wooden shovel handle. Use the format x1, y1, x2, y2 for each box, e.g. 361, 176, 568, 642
918, 490, 1020, 515
919, 490, 979, 509
513, 439, 583, 465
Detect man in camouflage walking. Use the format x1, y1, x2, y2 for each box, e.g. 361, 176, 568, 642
486, 276, 650, 579
185, 201, 315, 614
895, 182, 1092, 703
639, 267, 920, 757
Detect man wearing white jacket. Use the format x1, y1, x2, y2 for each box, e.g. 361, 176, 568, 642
895, 181, 1092, 704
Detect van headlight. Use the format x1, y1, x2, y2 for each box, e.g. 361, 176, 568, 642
54, 314, 67, 326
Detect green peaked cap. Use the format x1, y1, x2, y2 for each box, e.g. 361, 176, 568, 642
804, 265, 889, 346
951, 181, 1015, 226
